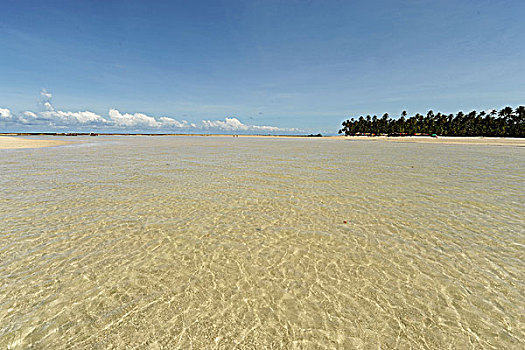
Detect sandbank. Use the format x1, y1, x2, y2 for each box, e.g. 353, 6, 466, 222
0, 136, 71, 149
339, 135, 525, 147
200, 135, 525, 146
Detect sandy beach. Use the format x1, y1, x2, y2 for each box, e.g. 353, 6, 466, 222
336, 135, 525, 147
149, 134, 525, 147
1, 134, 524, 148
183, 134, 525, 146
234, 135, 525, 146
0, 136, 72, 149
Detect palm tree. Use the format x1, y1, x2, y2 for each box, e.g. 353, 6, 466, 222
339, 105, 524, 137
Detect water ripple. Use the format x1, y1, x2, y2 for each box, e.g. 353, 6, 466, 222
1, 136, 524, 349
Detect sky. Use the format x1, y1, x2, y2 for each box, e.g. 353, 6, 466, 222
1, 0, 524, 134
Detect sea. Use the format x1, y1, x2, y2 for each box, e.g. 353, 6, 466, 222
1, 136, 524, 349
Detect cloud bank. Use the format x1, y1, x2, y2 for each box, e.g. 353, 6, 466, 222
0, 90, 297, 133
202, 117, 283, 132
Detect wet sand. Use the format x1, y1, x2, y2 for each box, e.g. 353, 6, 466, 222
0, 136, 72, 149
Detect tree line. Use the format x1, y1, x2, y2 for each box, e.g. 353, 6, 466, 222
339, 106, 525, 137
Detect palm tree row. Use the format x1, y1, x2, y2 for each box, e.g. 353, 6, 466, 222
339, 106, 525, 137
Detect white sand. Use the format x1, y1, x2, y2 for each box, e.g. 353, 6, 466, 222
1, 134, 523, 148
0, 136, 71, 149
338, 136, 525, 147
210, 135, 525, 146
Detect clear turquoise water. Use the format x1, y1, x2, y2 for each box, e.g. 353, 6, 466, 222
1, 136, 524, 348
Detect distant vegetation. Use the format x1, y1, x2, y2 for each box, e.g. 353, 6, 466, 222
339, 106, 525, 137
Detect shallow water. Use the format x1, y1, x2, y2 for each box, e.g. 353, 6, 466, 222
1, 136, 524, 349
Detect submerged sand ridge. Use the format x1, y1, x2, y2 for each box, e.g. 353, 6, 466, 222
0, 136, 71, 149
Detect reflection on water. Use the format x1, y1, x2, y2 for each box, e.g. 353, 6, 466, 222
1, 136, 524, 349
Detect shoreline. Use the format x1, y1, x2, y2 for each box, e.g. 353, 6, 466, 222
1, 134, 524, 148
0, 136, 73, 149
339, 135, 525, 147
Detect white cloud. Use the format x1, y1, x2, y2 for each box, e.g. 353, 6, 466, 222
0, 108, 34, 124
202, 117, 248, 131
1, 91, 299, 133
201, 117, 295, 132
40, 110, 108, 125
43, 101, 54, 111
108, 109, 161, 128
0, 108, 13, 119
23, 111, 38, 118
40, 89, 55, 112
159, 117, 189, 128
40, 89, 52, 100
34, 89, 109, 125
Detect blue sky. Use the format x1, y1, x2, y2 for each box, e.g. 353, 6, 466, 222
1, 0, 524, 133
